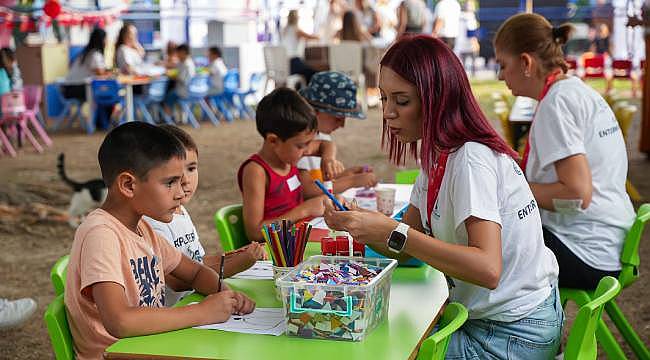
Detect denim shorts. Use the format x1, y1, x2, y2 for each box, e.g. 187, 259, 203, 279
444, 286, 564, 360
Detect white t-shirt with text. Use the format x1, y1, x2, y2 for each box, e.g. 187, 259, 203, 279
527, 76, 635, 271
144, 206, 206, 305
410, 142, 559, 321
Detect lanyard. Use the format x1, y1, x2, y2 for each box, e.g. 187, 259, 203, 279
426, 152, 449, 228
520, 71, 563, 174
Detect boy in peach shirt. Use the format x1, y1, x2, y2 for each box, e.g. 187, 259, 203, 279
64, 122, 255, 360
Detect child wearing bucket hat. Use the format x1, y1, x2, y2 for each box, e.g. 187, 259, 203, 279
297, 71, 378, 197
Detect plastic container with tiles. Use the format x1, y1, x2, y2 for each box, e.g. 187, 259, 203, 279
276, 255, 397, 341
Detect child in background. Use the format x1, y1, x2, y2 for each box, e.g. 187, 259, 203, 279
297, 71, 377, 196
162, 40, 179, 69
0, 48, 22, 91
238, 88, 328, 242
174, 44, 195, 99
145, 125, 267, 306
207, 46, 228, 95
65, 122, 254, 360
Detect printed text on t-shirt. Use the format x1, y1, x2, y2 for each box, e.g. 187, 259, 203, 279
598, 125, 620, 138
129, 255, 165, 307
517, 200, 538, 220
173, 232, 196, 248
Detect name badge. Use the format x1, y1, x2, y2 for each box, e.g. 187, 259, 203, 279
286, 174, 301, 192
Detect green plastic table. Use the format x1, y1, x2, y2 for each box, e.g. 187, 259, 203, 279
104, 247, 448, 360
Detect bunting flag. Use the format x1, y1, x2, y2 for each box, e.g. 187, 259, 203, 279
0, 2, 127, 30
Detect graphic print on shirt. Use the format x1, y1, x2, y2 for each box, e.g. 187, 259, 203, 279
129, 255, 165, 307
173, 231, 203, 262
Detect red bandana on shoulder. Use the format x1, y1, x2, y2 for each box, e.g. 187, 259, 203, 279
426, 152, 449, 227
520, 70, 563, 174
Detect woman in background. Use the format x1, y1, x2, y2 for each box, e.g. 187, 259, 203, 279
337, 10, 372, 43
494, 13, 634, 290
114, 23, 145, 75
282, 9, 319, 84
63, 28, 112, 130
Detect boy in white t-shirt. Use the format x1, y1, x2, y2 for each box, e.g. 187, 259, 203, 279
145, 125, 267, 306
207, 46, 228, 95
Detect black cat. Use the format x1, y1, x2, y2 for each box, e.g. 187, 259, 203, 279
57, 153, 107, 227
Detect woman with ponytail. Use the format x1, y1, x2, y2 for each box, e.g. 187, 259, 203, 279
324, 35, 561, 359
494, 13, 635, 290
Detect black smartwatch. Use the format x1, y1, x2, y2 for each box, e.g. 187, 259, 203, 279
387, 223, 410, 253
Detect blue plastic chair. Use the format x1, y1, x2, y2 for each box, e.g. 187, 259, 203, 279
207, 73, 235, 123
221, 69, 245, 119
68, 46, 84, 64
178, 75, 219, 128
48, 82, 88, 133
221, 70, 262, 120
133, 77, 173, 125
208, 92, 235, 123
91, 79, 124, 128
237, 72, 264, 119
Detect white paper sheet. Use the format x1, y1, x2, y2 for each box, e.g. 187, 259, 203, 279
194, 308, 286, 336
308, 216, 329, 230
230, 260, 274, 280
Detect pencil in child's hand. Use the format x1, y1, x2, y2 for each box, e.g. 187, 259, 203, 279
217, 253, 225, 292
314, 179, 349, 211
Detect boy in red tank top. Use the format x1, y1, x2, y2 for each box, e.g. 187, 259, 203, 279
238, 88, 329, 242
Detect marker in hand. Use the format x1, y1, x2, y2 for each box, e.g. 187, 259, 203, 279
314, 179, 349, 211
217, 253, 225, 292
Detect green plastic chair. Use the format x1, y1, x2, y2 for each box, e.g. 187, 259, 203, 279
564, 276, 622, 360
214, 204, 250, 252
416, 302, 469, 360
560, 203, 650, 360
43, 293, 75, 360
395, 169, 420, 185
51, 255, 69, 296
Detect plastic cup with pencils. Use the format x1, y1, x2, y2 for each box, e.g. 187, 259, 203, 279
261, 220, 312, 300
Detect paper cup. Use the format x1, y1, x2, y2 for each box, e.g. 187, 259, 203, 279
375, 187, 396, 216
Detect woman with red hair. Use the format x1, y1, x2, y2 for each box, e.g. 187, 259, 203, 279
324, 35, 561, 359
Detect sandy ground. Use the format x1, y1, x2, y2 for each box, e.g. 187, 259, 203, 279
0, 97, 648, 359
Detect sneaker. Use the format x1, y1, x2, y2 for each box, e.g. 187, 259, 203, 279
0, 297, 37, 330
555, 352, 564, 360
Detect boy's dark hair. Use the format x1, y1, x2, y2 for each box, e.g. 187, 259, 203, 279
256, 88, 317, 140
98, 122, 186, 186
159, 124, 198, 155
208, 46, 222, 58
176, 44, 190, 54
